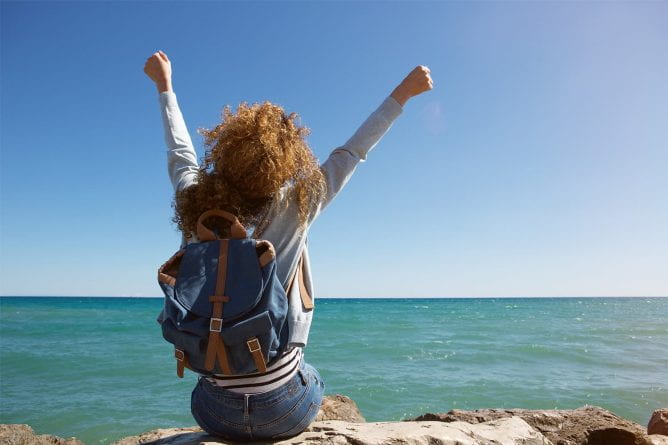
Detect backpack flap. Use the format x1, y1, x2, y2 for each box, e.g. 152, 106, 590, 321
174, 239, 264, 322
220, 310, 277, 374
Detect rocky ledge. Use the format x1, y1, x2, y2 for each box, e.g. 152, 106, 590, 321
2, 397, 666, 445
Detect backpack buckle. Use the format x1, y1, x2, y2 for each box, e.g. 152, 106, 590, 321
246, 338, 261, 352
174, 348, 186, 378
210, 318, 223, 332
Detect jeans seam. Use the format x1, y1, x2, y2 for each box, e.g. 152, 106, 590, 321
201, 380, 246, 408
270, 400, 319, 439
198, 390, 246, 429
252, 371, 312, 431
192, 392, 244, 439
252, 372, 302, 408
202, 404, 246, 429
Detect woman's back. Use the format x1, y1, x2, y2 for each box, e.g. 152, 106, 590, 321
159, 88, 405, 348
145, 48, 432, 440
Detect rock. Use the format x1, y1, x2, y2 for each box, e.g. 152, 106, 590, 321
9, 401, 662, 445
648, 409, 668, 435
314, 394, 366, 422
0, 424, 84, 445
113, 417, 551, 444
413, 405, 652, 445
113, 427, 204, 445
649, 435, 668, 445
113, 395, 364, 444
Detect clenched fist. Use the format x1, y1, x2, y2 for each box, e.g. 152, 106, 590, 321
144, 50, 173, 93
391, 65, 434, 106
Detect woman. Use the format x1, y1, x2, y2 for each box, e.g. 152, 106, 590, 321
143, 50, 433, 440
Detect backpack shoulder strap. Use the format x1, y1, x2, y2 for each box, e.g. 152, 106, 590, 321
286, 250, 314, 310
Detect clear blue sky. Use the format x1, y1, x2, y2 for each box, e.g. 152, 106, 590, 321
1, 1, 666, 297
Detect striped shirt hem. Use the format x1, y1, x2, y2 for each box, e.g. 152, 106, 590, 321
203, 347, 302, 394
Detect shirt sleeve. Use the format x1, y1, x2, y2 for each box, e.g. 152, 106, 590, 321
159, 91, 199, 192
309, 95, 403, 222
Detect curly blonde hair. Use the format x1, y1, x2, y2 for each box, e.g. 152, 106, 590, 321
172, 101, 326, 240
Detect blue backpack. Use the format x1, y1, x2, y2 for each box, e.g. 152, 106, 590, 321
157, 209, 291, 378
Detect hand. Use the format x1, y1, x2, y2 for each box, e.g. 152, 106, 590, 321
391, 65, 433, 106
144, 50, 173, 93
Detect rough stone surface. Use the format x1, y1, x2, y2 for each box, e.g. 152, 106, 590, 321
648, 409, 668, 436
313, 394, 366, 423
113, 427, 204, 445
0, 424, 84, 445
413, 405, 652, 445
649, 435, 668, 445
112, 418, 550, 445
7, 401, 663, 445
113, 394, 363, 444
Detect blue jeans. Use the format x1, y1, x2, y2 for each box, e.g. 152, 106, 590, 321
190, 360, 325, 441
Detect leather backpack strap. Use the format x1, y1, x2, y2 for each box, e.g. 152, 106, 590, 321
204, 240, 233, 374
246, 337, 267, 373
197, 209, 247, 241
287, 250, 314, 310
174, 348, 186, 378
297, 254, 314, 310
174, 348, 194, 378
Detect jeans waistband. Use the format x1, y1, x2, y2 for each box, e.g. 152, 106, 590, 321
199, 359, 307, 404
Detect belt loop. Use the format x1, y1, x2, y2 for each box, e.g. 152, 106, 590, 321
298, 369, 307, 386
243, 394, 250, 419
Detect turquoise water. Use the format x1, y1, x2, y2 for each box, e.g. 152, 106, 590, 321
1, 297, 666, 444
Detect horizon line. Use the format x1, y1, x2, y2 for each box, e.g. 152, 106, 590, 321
1, 295, 666, 299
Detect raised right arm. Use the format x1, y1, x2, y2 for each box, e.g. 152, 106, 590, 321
317, 95, 403, 213
310, 65, 433, 222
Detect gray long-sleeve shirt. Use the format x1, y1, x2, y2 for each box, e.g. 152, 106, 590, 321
159, 91, 403, 347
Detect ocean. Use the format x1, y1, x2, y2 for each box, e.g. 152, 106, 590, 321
1, 297, 666, 444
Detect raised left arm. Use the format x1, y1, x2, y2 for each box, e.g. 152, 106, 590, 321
145, 51, 199, 191
159, 91, 199, 192
144, 50, 173, 93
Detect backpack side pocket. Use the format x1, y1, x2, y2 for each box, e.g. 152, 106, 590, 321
161, 318, 208, 376
221, 311, 277, 374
